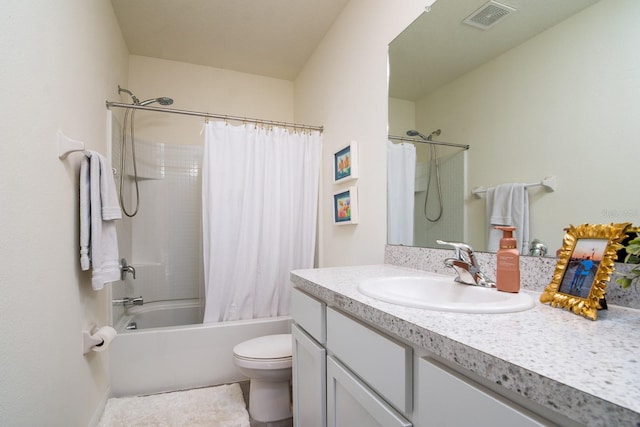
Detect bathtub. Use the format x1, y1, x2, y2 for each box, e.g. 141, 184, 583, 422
115, 299, 203, 331
109, 300, 292, 397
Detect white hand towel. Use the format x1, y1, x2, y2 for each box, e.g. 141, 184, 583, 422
486, 183, 529, 254
80, 151, 122, 290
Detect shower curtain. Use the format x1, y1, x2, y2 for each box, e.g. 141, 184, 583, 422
387, 141, 416, 246
202, 121, 322, 322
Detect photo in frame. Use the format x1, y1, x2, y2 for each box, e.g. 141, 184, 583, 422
333, 187, 358, 225
539, 222, 631, 320
333, 141, 358, 183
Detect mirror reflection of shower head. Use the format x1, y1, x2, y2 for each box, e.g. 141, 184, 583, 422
139, 97, 174, 106
406, 129, 441, 141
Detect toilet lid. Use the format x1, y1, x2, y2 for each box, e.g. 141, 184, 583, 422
233, 334, 292, 360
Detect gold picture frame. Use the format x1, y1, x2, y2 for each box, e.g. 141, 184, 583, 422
540, 223, 631, 320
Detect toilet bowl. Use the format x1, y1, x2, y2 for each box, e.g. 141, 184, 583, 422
233, 334, 292, 422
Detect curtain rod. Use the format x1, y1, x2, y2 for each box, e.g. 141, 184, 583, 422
105, 101, 323, 132
388, 134, 469, 150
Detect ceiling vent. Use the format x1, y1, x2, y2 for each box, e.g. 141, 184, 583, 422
463, 1, 516, 30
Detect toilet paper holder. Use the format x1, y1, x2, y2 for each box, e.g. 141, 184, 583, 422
82, 324, 116, 355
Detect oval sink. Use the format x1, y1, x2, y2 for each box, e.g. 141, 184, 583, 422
358, 274, 534, 314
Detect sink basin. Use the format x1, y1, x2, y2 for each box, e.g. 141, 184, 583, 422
358, 274, 535, 314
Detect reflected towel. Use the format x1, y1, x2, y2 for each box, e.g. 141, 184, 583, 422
486, 183, 529, 254
80, 151, 122, 290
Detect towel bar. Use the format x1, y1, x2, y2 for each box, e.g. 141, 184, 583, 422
472, 176, 556, 198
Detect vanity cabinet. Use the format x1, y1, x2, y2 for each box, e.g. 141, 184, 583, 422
291, 289, 327, 427
292, 288, 552, 427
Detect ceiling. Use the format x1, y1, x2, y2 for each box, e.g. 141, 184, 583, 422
389, 0, 599, 101
110, 0, 350, 81
110, 0, 599, 95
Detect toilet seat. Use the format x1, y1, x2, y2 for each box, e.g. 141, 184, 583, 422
233, 334, 292, 370
233, 334, 292, 359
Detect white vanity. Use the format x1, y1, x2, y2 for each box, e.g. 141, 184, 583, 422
290, 263, 640, 427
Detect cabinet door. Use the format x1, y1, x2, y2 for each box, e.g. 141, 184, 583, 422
327, 356, 412, 427
417, 358, 548, 427
292, 324, 326, 427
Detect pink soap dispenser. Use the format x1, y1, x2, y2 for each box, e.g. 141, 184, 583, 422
495, 226, 520, 293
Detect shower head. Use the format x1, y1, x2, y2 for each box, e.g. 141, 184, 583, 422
406, 129, 441, 141
139, 97, 174, 106
406, 130, 430, 140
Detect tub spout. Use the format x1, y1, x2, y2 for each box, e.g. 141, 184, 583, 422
112, 296, 144, 306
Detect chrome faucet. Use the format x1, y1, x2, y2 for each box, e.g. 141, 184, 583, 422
437, 240, 496, 288
112, 296, 144, 306
120, 258, 136, 281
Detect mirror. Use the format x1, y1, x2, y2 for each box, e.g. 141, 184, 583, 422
388, 0, 640, 255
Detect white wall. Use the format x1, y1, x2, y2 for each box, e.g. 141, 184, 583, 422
125, 55, 295, 146
0, 1, 128, 425
295, 0, 433, 267
415, 0, 640, 253
388, 97, 416, 136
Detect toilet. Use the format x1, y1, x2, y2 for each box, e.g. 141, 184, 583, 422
233, 334, 293, 422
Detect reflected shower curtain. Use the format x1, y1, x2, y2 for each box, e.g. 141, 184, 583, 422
387, 141, 416, 246
202, 121, 322, 322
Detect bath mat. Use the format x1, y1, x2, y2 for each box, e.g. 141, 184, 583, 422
98, 383, 250, 427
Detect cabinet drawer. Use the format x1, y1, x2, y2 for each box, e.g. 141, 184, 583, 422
327, 356, 412, 427
418, 358, 547, 427
326, 308, 412, 414
292, 288, 326, 344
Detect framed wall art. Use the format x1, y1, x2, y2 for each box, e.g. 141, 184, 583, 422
333, 187, 358, 225
333, 141, 358, 183
539, 222, 631, 320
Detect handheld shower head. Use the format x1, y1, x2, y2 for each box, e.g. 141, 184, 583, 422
139, 97, 174, 106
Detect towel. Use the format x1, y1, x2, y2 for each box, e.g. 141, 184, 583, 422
80, 151, 122, 290
486, 183, 529, 254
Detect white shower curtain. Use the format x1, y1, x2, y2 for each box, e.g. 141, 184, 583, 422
387, 141, 416, 246
202, 121, 322, 322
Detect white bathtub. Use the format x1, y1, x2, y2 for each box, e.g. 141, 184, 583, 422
116, 299, 203, 331
109, 300, 292, 397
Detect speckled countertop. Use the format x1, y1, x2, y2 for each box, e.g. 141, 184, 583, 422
290, 263, 640, 427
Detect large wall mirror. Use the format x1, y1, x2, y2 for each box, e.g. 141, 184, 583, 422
388, 0, 640, 256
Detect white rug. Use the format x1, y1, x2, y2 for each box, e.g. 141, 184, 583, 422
98, 383, 250, 427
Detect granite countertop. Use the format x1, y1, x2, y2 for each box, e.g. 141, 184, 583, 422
291, 264, 640, 427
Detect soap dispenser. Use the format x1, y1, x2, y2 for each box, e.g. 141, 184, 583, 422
495, 226, 520, 293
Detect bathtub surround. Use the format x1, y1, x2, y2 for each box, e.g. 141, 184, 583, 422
98, 383, 250, 426
202, 122, 322, 322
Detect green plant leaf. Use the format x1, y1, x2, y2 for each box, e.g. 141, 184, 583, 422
616, 276, 633, 289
